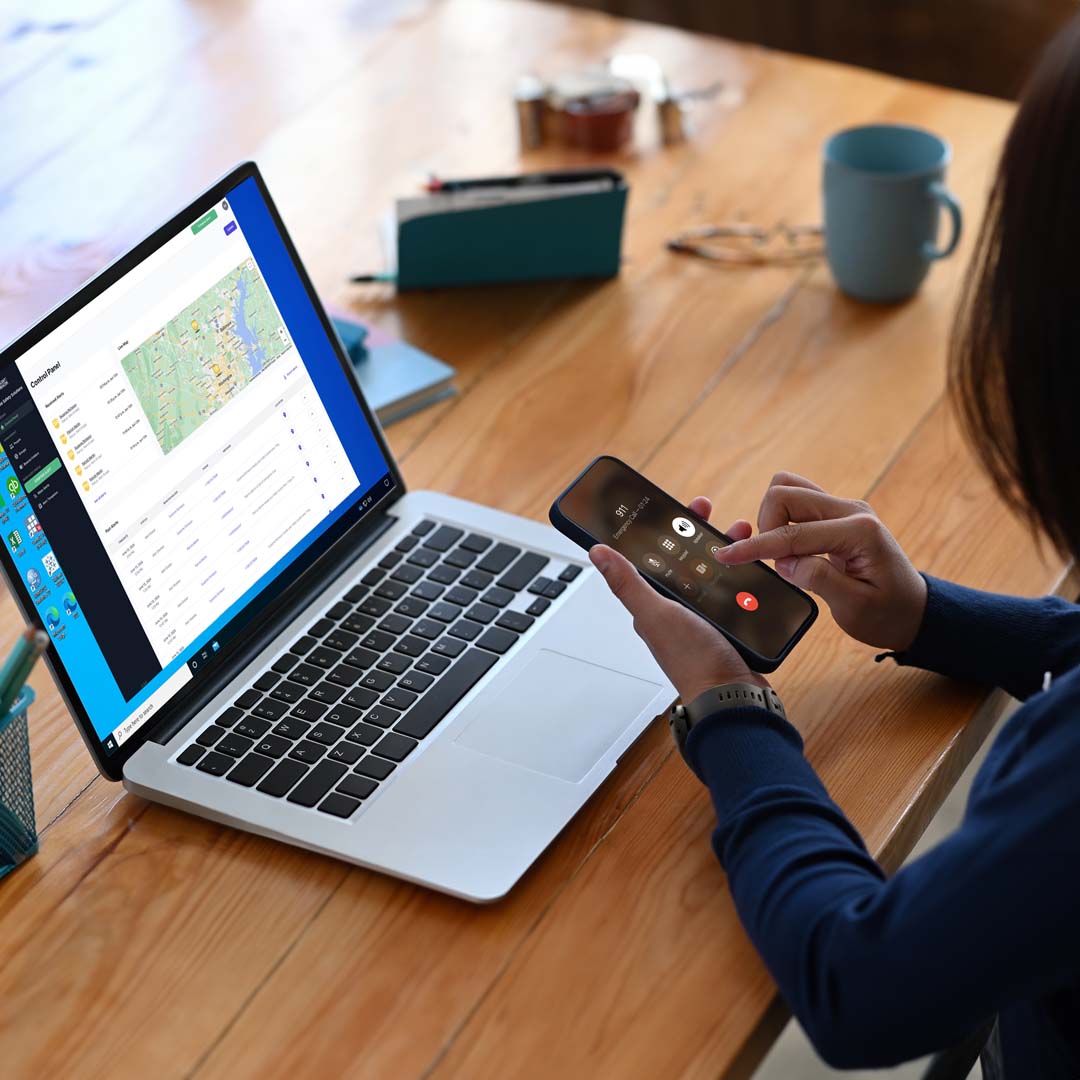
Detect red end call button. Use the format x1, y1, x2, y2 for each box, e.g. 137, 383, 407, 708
736, 591, 759, 612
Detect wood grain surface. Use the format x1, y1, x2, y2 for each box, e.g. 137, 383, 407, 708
0, 2, 1050, 1077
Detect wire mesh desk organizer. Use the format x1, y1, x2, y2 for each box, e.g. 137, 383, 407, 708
0, 687, 37, 879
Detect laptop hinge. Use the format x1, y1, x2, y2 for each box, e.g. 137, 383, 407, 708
148, 509, 398, 746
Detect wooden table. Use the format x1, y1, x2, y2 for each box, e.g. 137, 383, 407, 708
0, 2, 1061, 1077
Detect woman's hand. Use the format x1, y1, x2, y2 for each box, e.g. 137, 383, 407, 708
589, 496, 770, 704
713, 472, 927, 653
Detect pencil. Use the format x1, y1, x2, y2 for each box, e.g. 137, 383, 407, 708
0, 627, 48, 719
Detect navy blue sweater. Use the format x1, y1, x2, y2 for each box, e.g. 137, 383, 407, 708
686, 575, 1080, 1075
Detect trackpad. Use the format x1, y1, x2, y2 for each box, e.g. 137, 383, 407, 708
453, 649, 663, 783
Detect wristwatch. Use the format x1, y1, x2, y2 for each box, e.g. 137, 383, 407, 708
669, 683, 787, 769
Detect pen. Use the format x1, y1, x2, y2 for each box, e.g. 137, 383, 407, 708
348, 272, 397, 285
0, 626, 48, 719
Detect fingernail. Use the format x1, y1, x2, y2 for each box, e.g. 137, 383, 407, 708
713, 545, 733, 562
590, 546, 611, 573
776, 557, 796, 576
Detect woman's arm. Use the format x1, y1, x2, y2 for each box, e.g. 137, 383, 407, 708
689, 693, 1080, 1067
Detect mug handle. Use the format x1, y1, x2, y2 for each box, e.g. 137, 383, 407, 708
924, 182, 963, 260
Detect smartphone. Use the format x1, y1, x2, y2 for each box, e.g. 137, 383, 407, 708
549, 455, 817, 673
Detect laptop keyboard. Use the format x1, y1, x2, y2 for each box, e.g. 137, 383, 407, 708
173, 519, 582, 820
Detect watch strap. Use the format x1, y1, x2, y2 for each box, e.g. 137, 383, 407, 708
669, 683, 786, 771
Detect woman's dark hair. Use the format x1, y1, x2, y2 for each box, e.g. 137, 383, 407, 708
950, 15, 1080, 560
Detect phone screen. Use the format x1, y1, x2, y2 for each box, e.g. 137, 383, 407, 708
557, 457, 815, 661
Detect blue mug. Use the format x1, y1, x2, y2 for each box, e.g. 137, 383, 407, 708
823, 124, 962, 302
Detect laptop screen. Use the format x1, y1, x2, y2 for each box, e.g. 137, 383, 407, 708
0, 170, 395, 760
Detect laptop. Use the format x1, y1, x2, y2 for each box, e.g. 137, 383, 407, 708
0, 163, 671, 902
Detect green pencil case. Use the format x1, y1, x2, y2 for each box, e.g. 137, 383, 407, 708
393, 169, 628, 290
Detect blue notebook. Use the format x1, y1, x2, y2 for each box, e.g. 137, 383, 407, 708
330, 315, 456, 426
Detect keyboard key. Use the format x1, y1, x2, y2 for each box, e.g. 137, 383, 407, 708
499, 552, 549, 591
496, 610, 535, 633
342, 612, 375, 635
395, 534, 420, 552
197, 724, 227, 747
414, 653, 452, 676
428, 564, 460, 585
177, 744, 204, 766
361, 669, 396, 692
254, 734, 292, 759
257, 758, 308, 797
362, 705, 400, 729
444, 547, 476, 569
393, 635, 427, 657
360, 630, 395, 653
412, 618, 444, 640
358, 595, 392, 618
559, 565, 583, 582
271, 654, 299, 674
407, 548, 439, 569
307, 646, 342, 670
375, 580, 407, 601
372, 732, 418, 762
327, 600, 352, 620
464, 602, 498, 625
476, 542, 520, 574
428, 601, 462, 624
362, 569, 385, 589
327, 741, 364, 765
398, 670, 434, 693
379, 613, 413, 635
289, 663, 322, 687
309, 681, 345, 703
215, 706, 244, 728
252, 698, 289, 722
526, 597, 551, 617
324, 629, 359, 652
318, 792, 361, 818
424, 525, 464, 552
290, 739, 327, 764
217, 732, 254, 757
448, 619, 482, 641
344, 584, 368, 603
444, 585, 478, 608
269, 681, 305, 704
377, 652, 411, 675
460, 533, 493, 553
395, 596, 429, 618
344, 646, 379, 670
326, 664, 364, 688
355, 756, 396, 780
324, 704, 362, 728
338, 774, 378, 800
287, 760, 347, 807
432, 636, 467, 659
309, 617, 335, 638
227, 753, 274, 787
344, 687, 379, 710
382, 688, 417, 711
476, 627, 519, 655
461, 569, 495, 591
288, 635, 318, 656
527, 576, 555, 596
234, 688, 261, 710
412, 519, 436, 536
379, 550, 403, 569
543, 579, 567, 599
235, 716, 272, 739
196, 751, 233, 776
309, 722, 346, 745
275, 716, 312, 740
346, 722, 384, 746
390, 563, 423, 584
481, 586, 514, 608
396, 650, 498, 742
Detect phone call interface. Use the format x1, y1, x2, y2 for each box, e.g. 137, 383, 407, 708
559, 458, 814, 660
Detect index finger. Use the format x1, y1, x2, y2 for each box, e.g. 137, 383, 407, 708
714, 518, 861, 564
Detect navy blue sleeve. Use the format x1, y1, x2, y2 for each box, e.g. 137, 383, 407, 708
890, 575, 1080, 700
687, 695, 1080, 1068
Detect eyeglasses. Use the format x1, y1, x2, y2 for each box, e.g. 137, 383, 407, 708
667, 222, 824, 265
